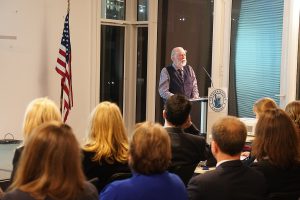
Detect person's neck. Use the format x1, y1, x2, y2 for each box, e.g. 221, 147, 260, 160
164, 120, 184, 129
172, 63, 183, 70
215, 152, 240, 164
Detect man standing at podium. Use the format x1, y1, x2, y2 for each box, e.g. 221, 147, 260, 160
159, 47, 199, 101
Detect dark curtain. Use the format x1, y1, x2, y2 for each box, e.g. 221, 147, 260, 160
228, 0, 241, 116
155, 0, 214, 125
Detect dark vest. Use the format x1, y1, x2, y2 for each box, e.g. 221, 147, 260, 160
166, 65, 194, 99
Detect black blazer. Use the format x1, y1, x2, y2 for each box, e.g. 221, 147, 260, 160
165, 127, 209, 167
81, 150, 130, 192
187, 160, 267, 200
10, 146, 24, 182
251, 159, 300, 198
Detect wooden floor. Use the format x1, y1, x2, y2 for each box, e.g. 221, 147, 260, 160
0, 143, 20, 180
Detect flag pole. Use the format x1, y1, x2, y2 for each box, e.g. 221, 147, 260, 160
60, 80, 63, 114
59, 0, 70, 115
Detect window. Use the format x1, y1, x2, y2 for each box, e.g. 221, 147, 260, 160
101, 0, 126, 20
230, 0, 283, 117
100, 25, 125, 110
136, 27, 148, 122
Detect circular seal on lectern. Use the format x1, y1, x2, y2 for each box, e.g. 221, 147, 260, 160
208, 89, 227, 112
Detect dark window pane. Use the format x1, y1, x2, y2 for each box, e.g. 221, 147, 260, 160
137, 0, 148, 21
100, 25, 125, 111
101, 0, 126, 20
136, 27, 148, 122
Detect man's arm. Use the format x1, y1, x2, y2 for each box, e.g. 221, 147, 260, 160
189, 66, 199, 99
158, 67, 174, 100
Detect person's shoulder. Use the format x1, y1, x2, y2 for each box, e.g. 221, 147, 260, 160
185, 65, 195, 71
81, 148, 95, 157
15, 146, 24, 154
100, 178, 131, 199
2, 189, 33, 200
250, 159, 272, 171
189, 170, 218, 185
168, 171, 185, 183
78, 181, 99, 200
181, 132, 206, 142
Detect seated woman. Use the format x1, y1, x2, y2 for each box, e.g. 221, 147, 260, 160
10, 97, 62, 181
2, 122, 98, 200
253, 97, 277, 118
285, 100, 300, 133
251, 108, 300, 198
242, 97, 278, 165
100, 122, 188, 200
82, 102, 130, 192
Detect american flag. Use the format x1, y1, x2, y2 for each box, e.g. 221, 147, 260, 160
55, 13, 73, 122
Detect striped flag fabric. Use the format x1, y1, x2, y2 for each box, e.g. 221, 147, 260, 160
55, 13, 73, 122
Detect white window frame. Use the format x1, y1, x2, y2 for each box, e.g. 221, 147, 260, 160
212, 0, 300, 109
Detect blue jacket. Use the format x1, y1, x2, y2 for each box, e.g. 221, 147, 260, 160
100, 172, 188, 200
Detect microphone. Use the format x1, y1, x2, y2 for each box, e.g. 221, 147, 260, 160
202, 66, 214, 88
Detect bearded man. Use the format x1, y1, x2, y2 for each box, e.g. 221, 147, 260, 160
159, 47, 199, 102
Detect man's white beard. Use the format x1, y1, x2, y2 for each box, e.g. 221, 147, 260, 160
177, 59, 187, 68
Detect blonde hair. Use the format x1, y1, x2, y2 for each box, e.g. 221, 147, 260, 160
285, 101, 300, 129
10, 122, 85, 200
22, 97, 61, 141
83, 101, 129, 164
129, 122, 171, 174
253, 97, 277, 118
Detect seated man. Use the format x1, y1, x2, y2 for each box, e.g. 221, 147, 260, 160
163, 94, 214, 184
187, 116, 267, 200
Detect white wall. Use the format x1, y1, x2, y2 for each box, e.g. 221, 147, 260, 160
0, 0, 92, 143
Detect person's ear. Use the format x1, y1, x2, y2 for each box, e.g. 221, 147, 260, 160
211, 140, 218, 155
163, 110, 167, 119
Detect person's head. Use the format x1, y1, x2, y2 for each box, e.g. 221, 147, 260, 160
211, 116, 247, 158
163, 94, 191, 127
11, 121, 85, 200
252, 108, 300, 168
171, 47, 187, 68
253, 97, 277, 118
285, 100, 300, 129
84, 101, 128, 164
23, 97, 62, 141
129, 121, 171, 175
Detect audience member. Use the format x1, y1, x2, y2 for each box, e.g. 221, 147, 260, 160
82, 101, 130, 192
253, 97, 277, 118
163, 94, 214, 184
164, 94, 211, 162
187, 116, 267, 200
10, 97, 62, 182
251, 108, 300, 198
3, 122, 98, 200
242, 97, 278, 165
100, 122, 188, 200
285, 100, 300, 132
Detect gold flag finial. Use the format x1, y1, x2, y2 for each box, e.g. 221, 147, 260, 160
68, 0, 70, 12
